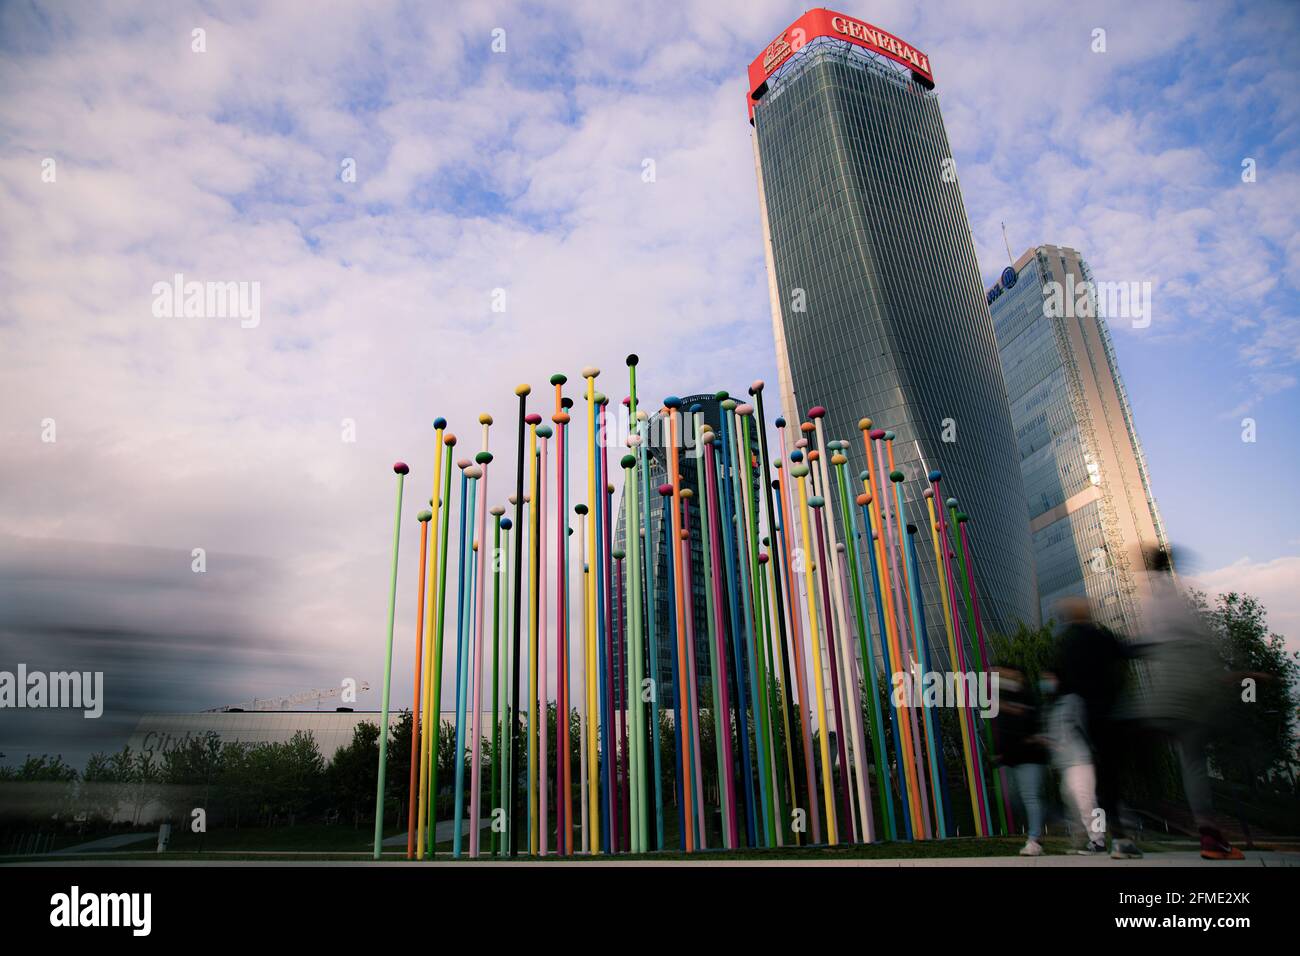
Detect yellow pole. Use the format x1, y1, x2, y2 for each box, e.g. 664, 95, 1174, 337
791, 462, 837, 845
416, 424, 445, 859
582, 366, 601, 853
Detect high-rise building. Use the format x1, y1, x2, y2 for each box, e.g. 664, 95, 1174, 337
988, 243, 1169, 633
748, 9, 1039, 651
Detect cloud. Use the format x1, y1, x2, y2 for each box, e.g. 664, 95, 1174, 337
0, 0, 1296, 741
1188, 555, 1300, 655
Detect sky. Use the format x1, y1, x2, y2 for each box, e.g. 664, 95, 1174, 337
1, 0, 1297, 756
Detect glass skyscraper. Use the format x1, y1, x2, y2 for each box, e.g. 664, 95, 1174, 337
988, 243, 1169, 634
749, 12, 1039, 653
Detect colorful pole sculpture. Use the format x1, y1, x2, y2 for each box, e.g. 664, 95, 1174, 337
581, 368, 601, 853
736, 404, 779, 847
947, 495, 999, 834
451, 459, 478, 857
373, 460, 409, 860
699, 426, 738, 848
663, 396, 697, 852
775, 418, 820, 843
832, 451, 896, 841
576, 502, 590, 852
426, 431, 456, 856
750, 384, 802, 844
789, 459, 837, 844
806, 469, 856, 839
930, 475, 990, 836
953, 504, 1012, 835
509, 386, 529, 856
469, 412, 493, 857
416, 418, 447, 859
596, 395, 616, 852
636, 411, 665, 850
536, 422, 552, 855
809, 415, 872, 843
490, 506, 506, 856
551, 375, 572, 855
716, 397, 757, 846
407, 507, 432, 858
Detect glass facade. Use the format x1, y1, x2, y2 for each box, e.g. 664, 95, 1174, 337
989, 245, 1169, 634
752, 39, 1039, 660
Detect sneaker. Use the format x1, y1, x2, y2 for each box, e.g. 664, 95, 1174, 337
1019, 839, 1043, 857
1076, 840, 1107, 855
1110, 838, 1143, 859
1200, 828, 1245, 861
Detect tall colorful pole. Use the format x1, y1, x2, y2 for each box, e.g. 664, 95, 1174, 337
716, 398, 757, 845
736, 404, 778, 846
373, 460, 409, 860
954, 505, 1011, 835
931, 476, 990, 836
490, 506, 506, 856
751, 384, 801, 842
451, 459, 477, 857
637, 411, 665, 849
522, 413, 541, 854
699, 427, 738, 848
833, 452, 895, 841
775, 419, 819, 843
663, 396, 696, 852
789, 460, 837, 844
809, 414, 872, 842
416, 418, 446, 859
427, 432, 456, 855
469, 411, 493, 857
576, 503, 590, 852
505, 387, 528, 856
867, 427, 926, 838
550, 376, 572, 855
407, 507, 432, 858
581, 367, 601, 853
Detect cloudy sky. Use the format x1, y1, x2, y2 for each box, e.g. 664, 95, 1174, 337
1, 0, 1297, 747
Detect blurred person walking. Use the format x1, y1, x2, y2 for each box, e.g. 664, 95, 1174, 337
1041, 671, 1106, 854
991, 666, 1049, 856
1118, 547, 1244, 860
1052, 596, 1140, 859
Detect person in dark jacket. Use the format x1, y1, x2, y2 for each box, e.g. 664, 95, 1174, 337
1053, 596, 1140, 858
992, 665, 1050, 856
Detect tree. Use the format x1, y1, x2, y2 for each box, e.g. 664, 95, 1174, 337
1196, 590, 1300, 789
327, 721, 379, 829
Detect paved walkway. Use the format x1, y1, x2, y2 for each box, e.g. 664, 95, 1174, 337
382, 819, 488, 846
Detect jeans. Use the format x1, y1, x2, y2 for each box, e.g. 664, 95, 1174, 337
1010, 762, 1045, 840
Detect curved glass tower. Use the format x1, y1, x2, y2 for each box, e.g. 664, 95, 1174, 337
750, 13, 1039, 646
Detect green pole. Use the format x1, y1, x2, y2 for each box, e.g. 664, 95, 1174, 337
374, 461, 409, 860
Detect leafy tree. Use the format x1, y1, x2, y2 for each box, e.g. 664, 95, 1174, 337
1195, 590, 1300, 788
326, 721, 379, 828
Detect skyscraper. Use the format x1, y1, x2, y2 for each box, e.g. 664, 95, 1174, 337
988, 243, 1169, 634
749, 9, 1039, 648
